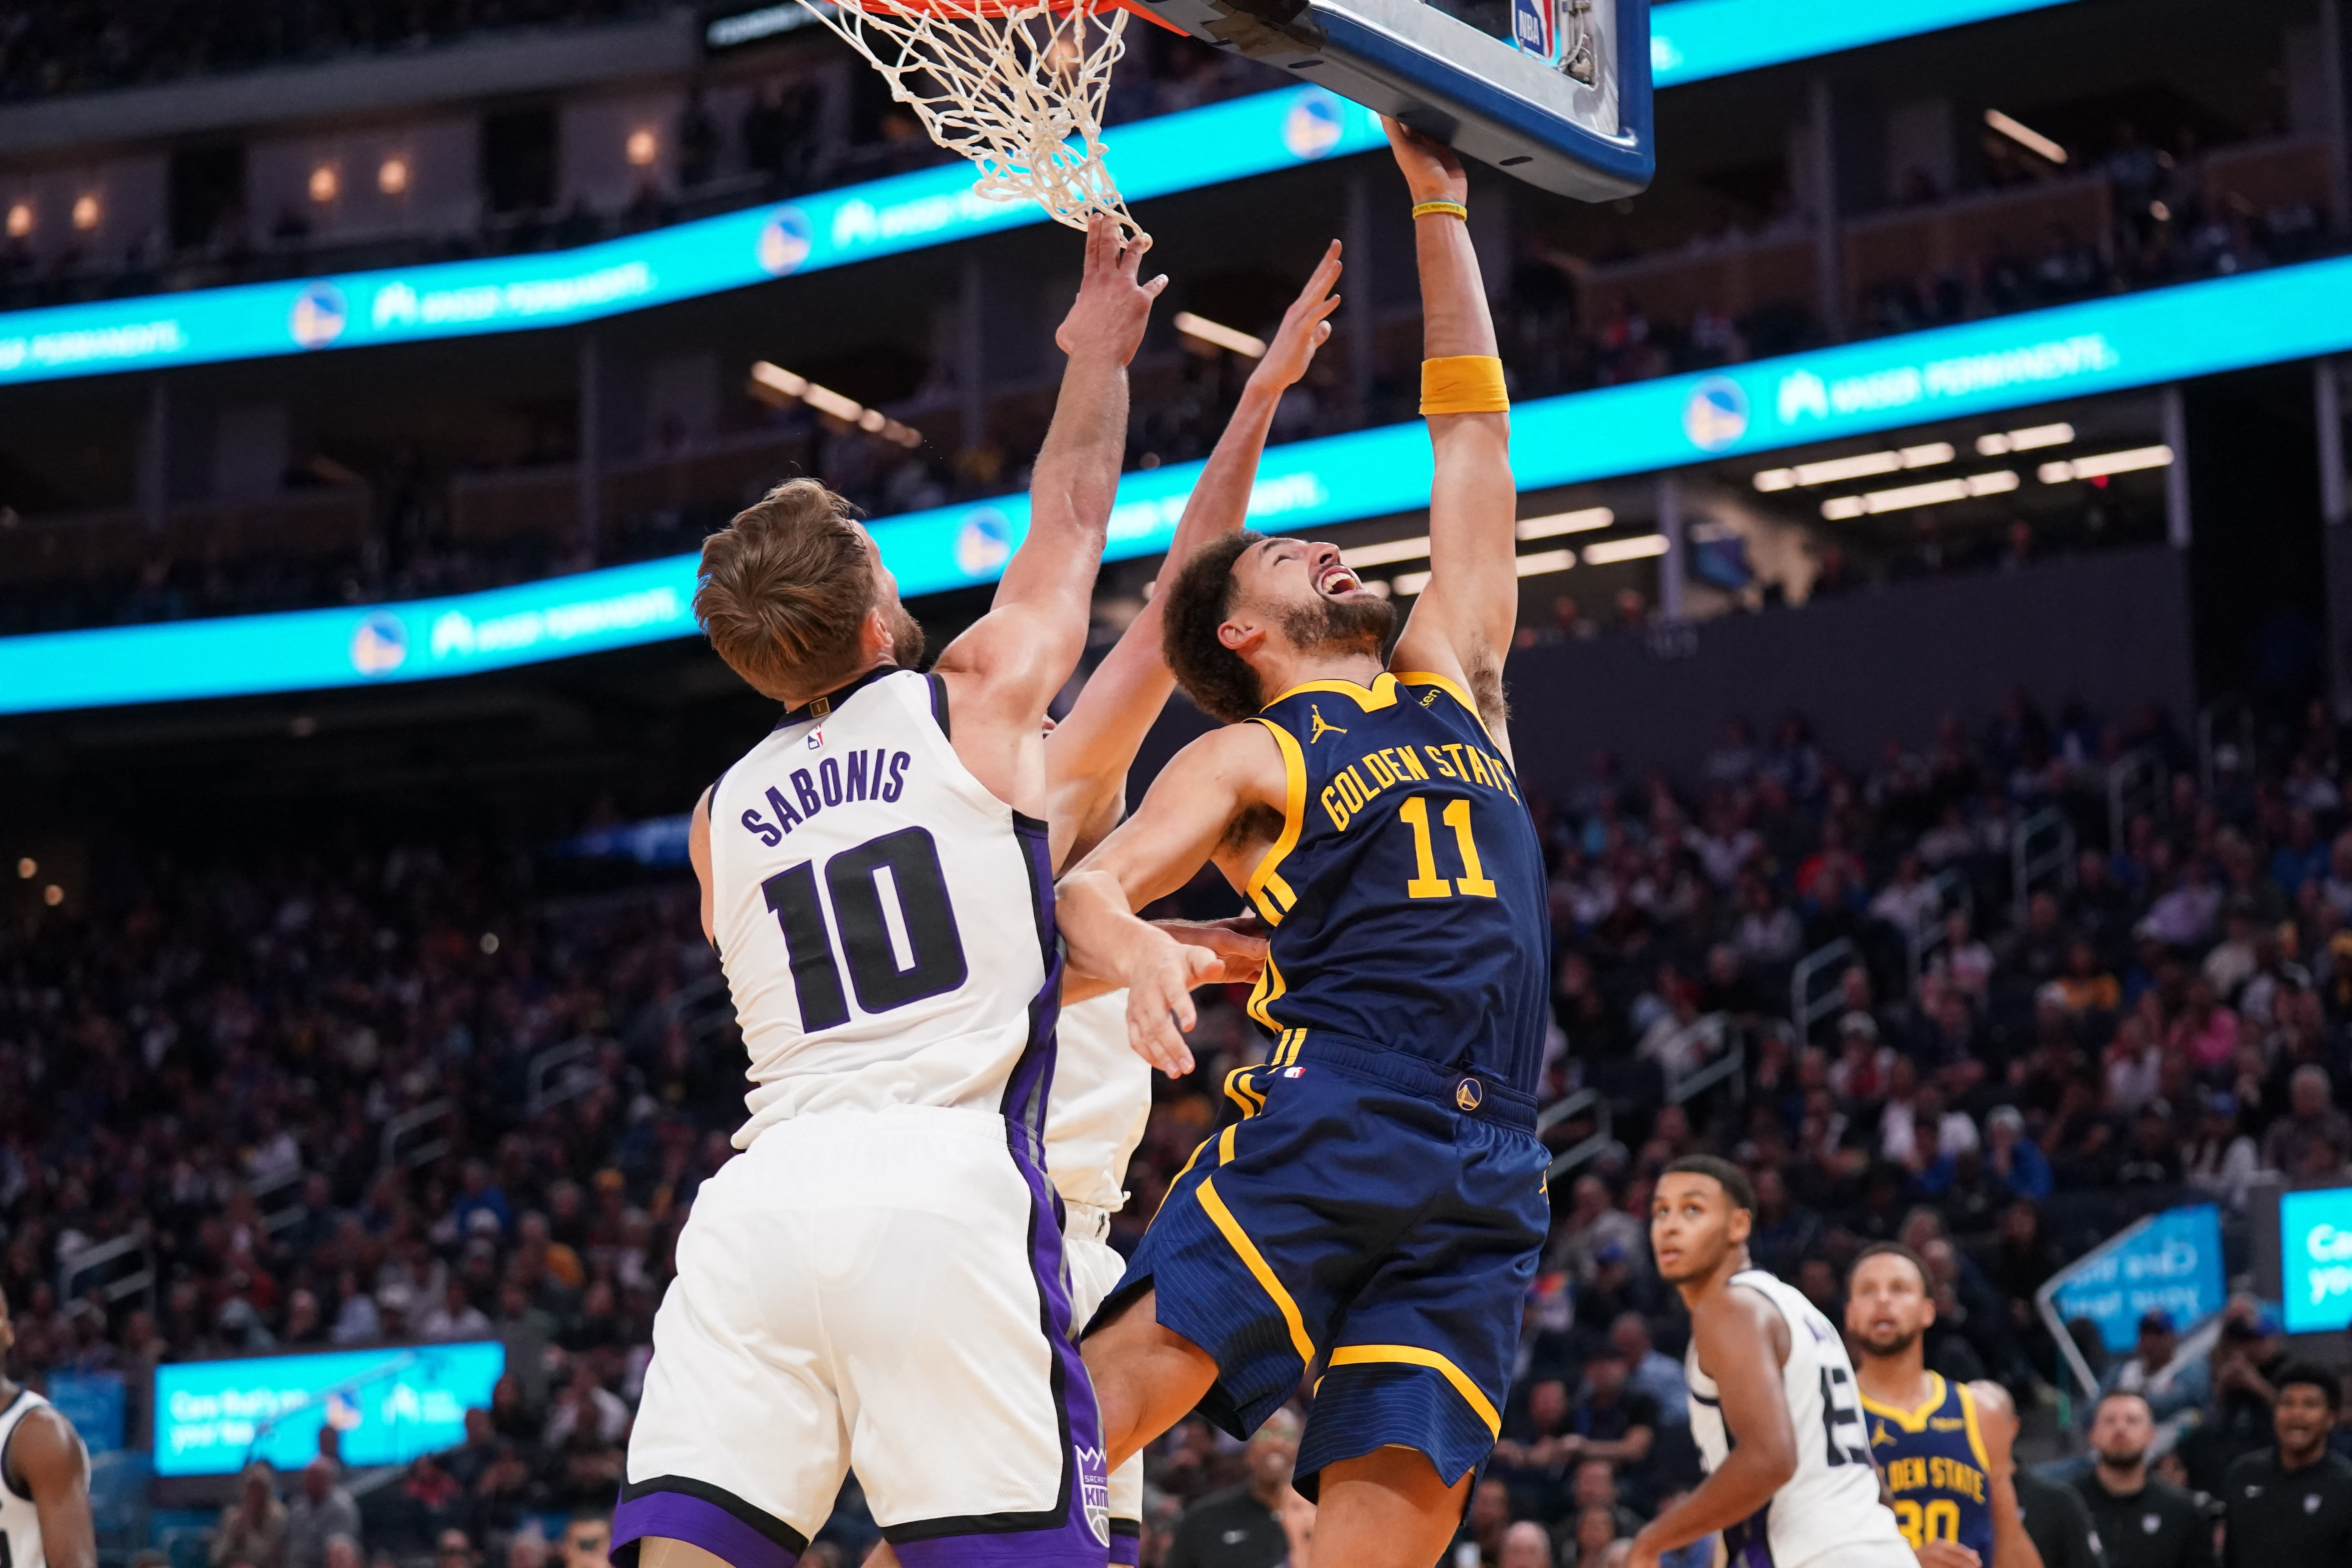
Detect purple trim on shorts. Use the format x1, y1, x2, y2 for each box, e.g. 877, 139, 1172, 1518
885, 1134, 1112, 1565
1107, 1521, 1141, 1566
1722, 1503, 1774, 1568
613, 1488, 801, 1568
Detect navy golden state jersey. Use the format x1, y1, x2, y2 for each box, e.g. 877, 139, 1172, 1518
1240, 670, 1551, 1096
1864, 1373, 1996, 1561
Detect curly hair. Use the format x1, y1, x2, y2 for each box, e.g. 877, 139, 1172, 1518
1161, 532, 1267, 722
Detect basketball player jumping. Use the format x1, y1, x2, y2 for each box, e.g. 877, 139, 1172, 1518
1635, 1156, 1914, 1568
0, 1287, 96, 1568
612, 216, 1247, 1568
1054, 121, 1555, 1568
1847, 1244, 2043, 1568
1037, 240, 1343, 1567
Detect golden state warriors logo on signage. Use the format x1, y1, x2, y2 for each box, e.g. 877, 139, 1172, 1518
955, 509, 1014, 578
348, 610, 408, 676
290, 282, 348, 350
1283, 94, 1345, 160
757, 206, 815, 276
1682, 376, 1749, 451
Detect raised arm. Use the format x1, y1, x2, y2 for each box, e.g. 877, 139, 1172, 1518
1379, 120, 1520, 764
1058, 722, 1290, 1074
1045, 241, 1345, 870
1628, 1289, 1796, 1568
932, 215, 1167, 803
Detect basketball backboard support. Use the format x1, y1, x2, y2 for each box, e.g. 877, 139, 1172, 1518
1135, 0, 1651, 201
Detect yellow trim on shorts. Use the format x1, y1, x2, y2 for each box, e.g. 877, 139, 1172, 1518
1243, 718, 1309, 925
1325, 1345, 1502, 1436
1196, 1174, 1315, 1363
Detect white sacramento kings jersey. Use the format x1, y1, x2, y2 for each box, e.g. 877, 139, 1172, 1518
1687, 1269, 1911, 1568
1045, 993, 1152, 1214
708, 667, 1058, 1151
0, 1389, 74, 1568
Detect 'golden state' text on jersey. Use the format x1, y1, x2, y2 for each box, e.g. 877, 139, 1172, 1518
1863, 1372, 1997, 1561
1241, 670, 1550, 1097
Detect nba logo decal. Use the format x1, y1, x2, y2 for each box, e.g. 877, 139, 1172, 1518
348, 610, 408, 676
1283, 1065, 1306, 1078
291, 282, 348, 349
955, 508, 1014, 577
1682, 376, 1749, 452
1510, 0, 1553, 62
1455, 1077, 1483, 1112
758, 206, 815, 276
1282, 94, 1345, 161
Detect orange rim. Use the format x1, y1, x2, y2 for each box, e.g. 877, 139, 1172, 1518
838, 0, 1188, 30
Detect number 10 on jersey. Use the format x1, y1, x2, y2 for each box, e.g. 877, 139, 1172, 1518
762, 827, 969, 1030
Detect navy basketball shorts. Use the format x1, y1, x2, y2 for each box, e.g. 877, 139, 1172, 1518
1094, 1033, 1549, 1496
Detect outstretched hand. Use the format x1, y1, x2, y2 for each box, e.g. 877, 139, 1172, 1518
1123, 928, 1222, 1078
1152, 915, 1268, 986
1381, 115, 1468, 205
1248, 239, 1345, 394
1056, 212, 1168, 365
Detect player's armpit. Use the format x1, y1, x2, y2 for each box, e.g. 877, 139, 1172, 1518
14, 1406, 95, 1568
689, 786, 716, 947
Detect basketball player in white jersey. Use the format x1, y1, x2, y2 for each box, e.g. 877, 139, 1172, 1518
0, 1287, 96, 1568
1634, 1156, 1914, 1568
1038, 242, 1343, 1566
613, 216, 1221, 1568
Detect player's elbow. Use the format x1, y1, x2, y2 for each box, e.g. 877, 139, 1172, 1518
1742, 1434, 1798, 1490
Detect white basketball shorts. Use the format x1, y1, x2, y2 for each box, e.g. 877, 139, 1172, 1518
1062, 1202, 1144, 1566
615, 1105, 1112, 1568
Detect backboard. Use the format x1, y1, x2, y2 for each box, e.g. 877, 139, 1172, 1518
1139, 0, 1651, 201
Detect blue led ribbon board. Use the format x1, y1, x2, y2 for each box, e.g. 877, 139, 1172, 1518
0, 1, 2084, 387
10, 192, 2321, 720
1135, 0, 1651, 200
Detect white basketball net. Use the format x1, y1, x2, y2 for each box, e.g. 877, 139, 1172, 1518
798, 0, 1142, 243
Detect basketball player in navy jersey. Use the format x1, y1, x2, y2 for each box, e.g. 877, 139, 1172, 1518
1055, 122, 1552, 1568
1846, 1244, 2042, 1568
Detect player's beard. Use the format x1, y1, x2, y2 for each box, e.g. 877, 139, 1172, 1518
1278, 591, 1395, 660
883, 598, 926, 670
1859, 1327, 1922, 1360
2096, 1445, 2146, 1469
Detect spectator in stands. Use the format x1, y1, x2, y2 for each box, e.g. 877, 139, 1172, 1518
1608, 1314, 1687, 1427
1570, 1458, 1646, 1541
2099, 1312, 2210, 1426
2184, 1092, 2261, 1210
1163, 1407, 1301, 1568
2261, 1065, 2352, 1173
284, 1460, 361, 1568
1499, 1520, 1554, 1568
211, 1463, 289, 1568
1566, 1345, 1659, 1507
2075, 1391, 2214, 1568
559, 1514, 612, 1568
419, 1279, 493, 1341
2220, 1362, 2352, 1560
1450, 1477, 1514, 1567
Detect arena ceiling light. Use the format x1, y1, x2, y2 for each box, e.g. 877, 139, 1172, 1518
1172, 312, 1267, 359
748, 360, 922, 448
1752, 443, 1954, 491
1515, 506, 1615, 539
1580, 534, 1671, 564
1985, 109, 2068, 165
1975, 421, 2074, 455
1341, 534, 1437, 568
1819, 469, 2018, 519
2037, 444, 2173, 482
1389, 544, 1588, 597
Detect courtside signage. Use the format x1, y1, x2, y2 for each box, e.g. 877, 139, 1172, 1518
5, 246, 2332, 715
153, 1341, 505, 1477
2280, 1185, 2352, 1334
0, 0, 2083, 388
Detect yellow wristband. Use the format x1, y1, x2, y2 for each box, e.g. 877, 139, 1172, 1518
1421, 355, 1508, 415
1410, 199, 1468, 221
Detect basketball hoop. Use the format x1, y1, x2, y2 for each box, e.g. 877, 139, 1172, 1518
796, 0, 1150, 243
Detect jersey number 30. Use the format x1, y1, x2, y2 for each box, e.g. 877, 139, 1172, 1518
763, 827, 969, 1030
